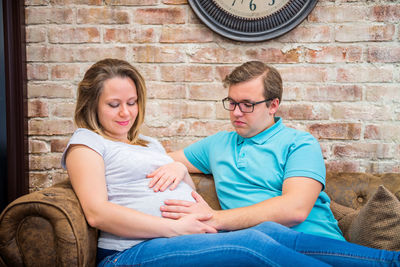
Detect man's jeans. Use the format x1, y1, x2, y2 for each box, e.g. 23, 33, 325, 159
99, 221, 400, 266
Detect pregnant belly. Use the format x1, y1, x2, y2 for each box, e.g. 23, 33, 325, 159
108, 179, 195, 218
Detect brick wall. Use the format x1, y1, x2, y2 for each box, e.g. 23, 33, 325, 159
25, 0, 400, 191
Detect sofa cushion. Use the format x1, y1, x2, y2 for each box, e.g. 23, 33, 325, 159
347, 185, 400, 250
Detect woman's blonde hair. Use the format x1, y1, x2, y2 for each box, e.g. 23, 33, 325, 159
74, 58, 148, 146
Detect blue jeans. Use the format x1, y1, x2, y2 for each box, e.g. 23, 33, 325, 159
98, 221, 400, 267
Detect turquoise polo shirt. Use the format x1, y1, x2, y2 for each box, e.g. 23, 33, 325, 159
184, 117, 344, 241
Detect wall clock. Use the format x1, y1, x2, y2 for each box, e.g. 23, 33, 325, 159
188, 0, 318, 42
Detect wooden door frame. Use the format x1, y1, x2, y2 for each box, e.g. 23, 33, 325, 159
2, 0, 28, 207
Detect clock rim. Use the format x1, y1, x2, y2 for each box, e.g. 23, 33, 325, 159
188, 0, 318, 42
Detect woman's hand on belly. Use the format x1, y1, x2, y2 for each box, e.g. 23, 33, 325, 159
168, 213, 217, 236
147, 161, 194, 192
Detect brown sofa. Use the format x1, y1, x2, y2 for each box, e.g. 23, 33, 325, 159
1, 172, 400, 267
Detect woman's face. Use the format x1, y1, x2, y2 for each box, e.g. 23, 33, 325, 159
97, 76, 138, 142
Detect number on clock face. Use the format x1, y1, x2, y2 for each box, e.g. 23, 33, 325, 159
214, 0, 290, 19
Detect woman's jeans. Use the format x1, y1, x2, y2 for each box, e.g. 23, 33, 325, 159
98, 221, 400, 267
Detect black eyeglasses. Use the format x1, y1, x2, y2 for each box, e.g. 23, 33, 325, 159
222, 97, 274, 113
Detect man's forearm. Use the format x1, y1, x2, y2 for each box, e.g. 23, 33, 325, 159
212, 196, 308, 231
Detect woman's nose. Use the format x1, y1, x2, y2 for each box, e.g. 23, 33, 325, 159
119, 105, 129, 116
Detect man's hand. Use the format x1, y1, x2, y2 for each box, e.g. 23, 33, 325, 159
161, 191, 219, 228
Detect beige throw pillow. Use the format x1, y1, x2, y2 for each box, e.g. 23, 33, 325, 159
347, 185, 400, 251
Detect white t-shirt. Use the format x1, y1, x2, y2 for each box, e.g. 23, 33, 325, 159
61, 128, 195, 251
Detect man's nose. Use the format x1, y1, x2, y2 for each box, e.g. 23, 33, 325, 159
232, 104, 243, 116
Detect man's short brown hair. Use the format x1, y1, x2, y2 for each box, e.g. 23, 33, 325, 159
223, 61, 283, 103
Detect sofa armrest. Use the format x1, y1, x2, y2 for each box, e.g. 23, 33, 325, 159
0, 180, 97, 267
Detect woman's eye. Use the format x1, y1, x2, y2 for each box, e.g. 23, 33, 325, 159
128, 101, 136, 106
108, 103, 119, 108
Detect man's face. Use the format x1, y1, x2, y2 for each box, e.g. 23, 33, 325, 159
228, 75, 277, 138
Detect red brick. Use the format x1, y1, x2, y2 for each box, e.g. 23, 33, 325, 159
325, 161, 360, 173
368, 46, 400, 63
51, 138, 70, 152
27, 64, 48, 80
282, 85, 302, 101
308, 123, 361, 140
183, 101, 215, 119
309, 6, 368, 22
304, 85, 362, 102
278, 25, 331, 43
160, 25, 213, 43
305, 46, 362, 63
29, 172, 52, 191
26, 26, 46, 43
160, 137, 199, 153
104, 27, 157, 43
146, 82, 186, 99
29, 153, 62, 170
188, 120, 233, 136
105, 0, 158, 5
277, 103, 329, 120
364, 124, 400, 142
28, 82, 75, 98
365, 162, 400, 173
216, 104, 229, 120
77, 8, 129, 24
29, 139, 50, 153
188, 83, 225, 101
28, 99, 49, 117
280, 66, 328, 82
335, 24, 395, 42
134, 7, 185, 24
371, 5, 400, 22
51, 102, 75, 117
365, 85, 400, 103
49, 27, 100, 44
332, 103, 392, 121
215, 66, 235, 82
28, 119, 75, 135
337, 66, 393, 82
51, 65, 80, 80
190, 47, 244, 63
163, 0, 187, 4
51, 0, 103, 4
25, 7, 73, 24
144, 120, 190, 137
74, 46, 127, 62
25, 0, 49, 5
333, 143, 392, 159
26, 45, 75, 62
160, 65, 213, 82
146, 101, 185, 125
134, 46, 185, 63
245, 47, 302, 63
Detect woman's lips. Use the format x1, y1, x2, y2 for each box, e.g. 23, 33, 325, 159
117, 120, 129, 126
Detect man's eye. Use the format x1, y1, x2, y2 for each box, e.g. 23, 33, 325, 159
243, 103, 253, 108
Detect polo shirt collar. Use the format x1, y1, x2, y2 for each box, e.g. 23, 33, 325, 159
237, 117, 283, 145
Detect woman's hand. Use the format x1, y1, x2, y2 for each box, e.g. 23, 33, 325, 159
147, 161, 193, 192
169, 213, 217, 237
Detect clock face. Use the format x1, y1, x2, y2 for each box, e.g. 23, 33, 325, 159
188, 0, 318, 42
213, 0, 291, 19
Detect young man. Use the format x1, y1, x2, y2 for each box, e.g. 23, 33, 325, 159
161, 61, 344, 241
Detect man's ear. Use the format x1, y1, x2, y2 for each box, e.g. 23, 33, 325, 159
268, 98, 280, 115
